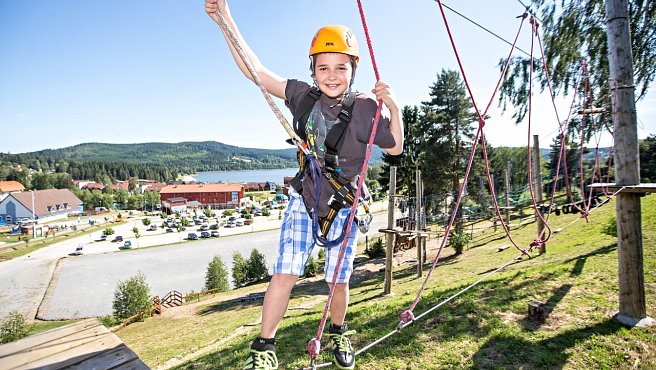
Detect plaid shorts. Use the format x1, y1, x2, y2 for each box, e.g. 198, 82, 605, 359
273, 188, 358, 283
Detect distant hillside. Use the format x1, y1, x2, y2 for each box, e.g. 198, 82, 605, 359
21, 141, 385, 172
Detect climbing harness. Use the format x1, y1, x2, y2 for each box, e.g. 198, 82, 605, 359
288, 84, 373, 246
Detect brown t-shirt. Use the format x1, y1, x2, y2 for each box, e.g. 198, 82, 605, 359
285, 79, 396, 217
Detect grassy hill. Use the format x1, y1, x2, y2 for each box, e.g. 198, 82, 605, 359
115, 195, 655, 369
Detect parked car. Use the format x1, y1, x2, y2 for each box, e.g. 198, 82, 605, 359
99, 234, 107, 241
200, 231, 211, 238
210, 223, 219, 230
211, 230, 220, 237
200, 224, 209, 231
166, 228, 174, 233
112, 236, 123, 243
226, 222, 236, 228
149, 224, 158, 231
228, 216, 237, 222
243, 220, 252, 225
119, 241, 132, 250
73, 246, 84, 255
236, 221, 243, 227
187, 233, 198, 240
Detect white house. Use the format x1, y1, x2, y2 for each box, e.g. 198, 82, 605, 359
0, 189, 83, 225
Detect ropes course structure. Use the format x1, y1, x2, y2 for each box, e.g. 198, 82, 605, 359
300, 1, 631, 368
216, 0, 650, 368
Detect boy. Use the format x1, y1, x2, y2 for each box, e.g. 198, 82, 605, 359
205, 1, 404, 369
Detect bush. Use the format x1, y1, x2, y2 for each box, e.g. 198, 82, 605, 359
224, 209, 235, 217
304, 256, 318, 278
0, 311, 32, 344
602, 216, 617, 237
205, 256, 229, 292
262, 209, 271, 217
103, 227, 115, 236
365, 237, 386, 258
449, 229, 472, 255
318, 248, 326, 260
245, 249, 269, 284
141, 218, 151, 226
232, 252, 247, 288
112, 272, 151, 321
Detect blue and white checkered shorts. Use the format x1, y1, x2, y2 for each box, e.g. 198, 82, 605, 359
274, 188, 358, 283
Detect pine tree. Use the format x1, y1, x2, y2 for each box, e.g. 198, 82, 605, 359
232, 252, 247, 288
205, 256, 229, 292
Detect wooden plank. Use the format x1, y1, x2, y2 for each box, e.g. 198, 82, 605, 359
67, 344, 140, 370
588, 183, 656, 194
112, 358, 150, 370
0, 319, 128, 370
0, 319, 100, 356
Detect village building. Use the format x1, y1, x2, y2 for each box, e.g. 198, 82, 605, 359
242, 181, 277, 192
0, 189, 83, 226
0, 180, 26, 202
159, 183, 244, 211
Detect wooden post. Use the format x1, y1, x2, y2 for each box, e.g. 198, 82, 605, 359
416, 170, 422, 278
384, 166, 396, 295
533, 135, 546, 253
605, 0, 652, 326
505, 164, 511, 226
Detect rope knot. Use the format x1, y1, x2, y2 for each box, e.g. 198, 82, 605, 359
397, 310, 415, 330
478, 118, 486, 128
307, 338, 321, 360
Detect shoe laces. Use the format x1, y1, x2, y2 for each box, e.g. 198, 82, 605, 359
329, 329, 356, 353
247, 349, 278, 369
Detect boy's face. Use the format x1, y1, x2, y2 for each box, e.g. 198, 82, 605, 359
313, 53, 354, 99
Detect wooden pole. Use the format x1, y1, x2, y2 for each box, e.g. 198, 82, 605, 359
384, 166, 397, 295
605, 0, 651, 326
533, 135, 546, 253
505, 164, 511, 226
416, 170, 422, 278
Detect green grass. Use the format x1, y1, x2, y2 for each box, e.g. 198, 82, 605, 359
115, 195, 656, 369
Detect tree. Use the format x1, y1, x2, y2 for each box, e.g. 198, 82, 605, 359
142, 218, 151, 226
112, 272, 151, 321
31, 172, 52, 190
103, 227, 115, 236
639, 134, 656, 182
205, 256, 229, 292
379, 105, 421, 195
132, 227, 140, 247
499, 0, 656, 139
144, 190, 161, 212
544, 135, 581, 200
232, 252, 247, 288
245, 249, 269, 284
420, 70, 481, 221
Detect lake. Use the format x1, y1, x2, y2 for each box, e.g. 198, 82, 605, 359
192, 168, 298, 184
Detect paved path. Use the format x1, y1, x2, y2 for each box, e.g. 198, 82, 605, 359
0, 202, 389, 320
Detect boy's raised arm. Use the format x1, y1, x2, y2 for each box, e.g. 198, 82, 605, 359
205, 0, 287, 99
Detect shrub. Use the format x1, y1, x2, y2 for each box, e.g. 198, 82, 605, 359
205, 256, 229, 292
232, 252, 247, 288
224, 209, 235, 217
112, 272, 151, 321
246, 249, 269, 284
262, 209, 271, 217
365, 237, 386, 258
304, 256, 318, 278
0, 311, 32, 344
318, 248, 326, 260
602, 216, 617, 237
103, 227, 115, 236
449, 229, 472, 255
141, 218, 151, 226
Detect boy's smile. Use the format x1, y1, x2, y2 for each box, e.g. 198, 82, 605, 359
313, 53, 354, 99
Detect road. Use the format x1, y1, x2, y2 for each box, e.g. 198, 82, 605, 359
0, 202, 390, 320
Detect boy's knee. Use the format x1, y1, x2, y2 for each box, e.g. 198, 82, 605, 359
328, 282, 348, 292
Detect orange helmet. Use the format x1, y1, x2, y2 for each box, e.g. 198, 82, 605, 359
309, 25, 359, 62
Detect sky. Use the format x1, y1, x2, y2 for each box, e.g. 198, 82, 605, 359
1, 0, 654, 155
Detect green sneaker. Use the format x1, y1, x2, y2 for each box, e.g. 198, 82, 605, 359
328, 328, 356, 369
243, 348, 278, 370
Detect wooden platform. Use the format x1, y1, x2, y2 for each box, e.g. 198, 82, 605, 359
588, 183, 656, 194
0, 318, 149, 370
